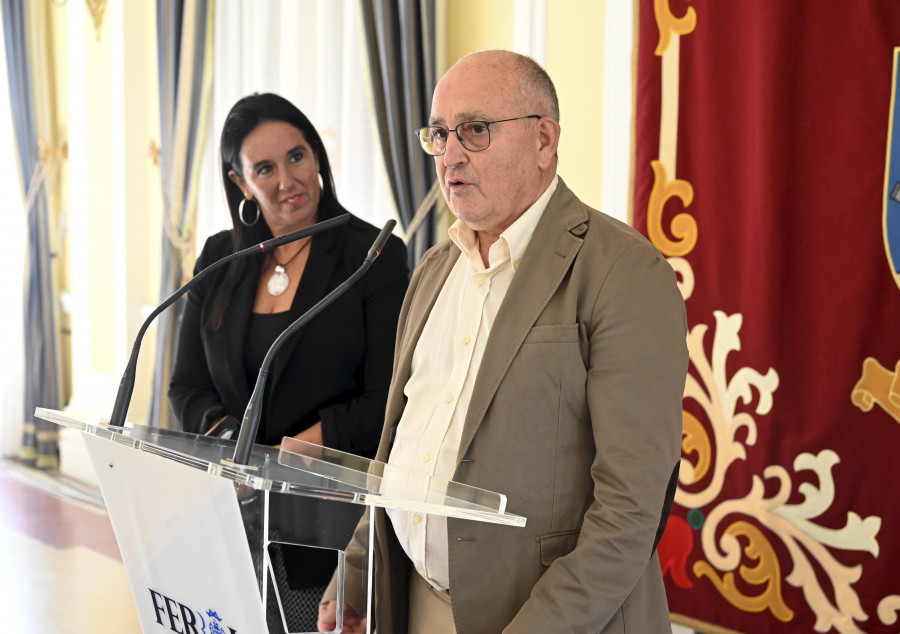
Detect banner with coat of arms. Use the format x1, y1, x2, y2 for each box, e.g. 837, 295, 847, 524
631, 2, 900, 632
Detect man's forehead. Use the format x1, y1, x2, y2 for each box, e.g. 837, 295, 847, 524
429, 59, 516, 125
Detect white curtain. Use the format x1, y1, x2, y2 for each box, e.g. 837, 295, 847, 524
195, 0, 396, 249
0, 24, 26, 456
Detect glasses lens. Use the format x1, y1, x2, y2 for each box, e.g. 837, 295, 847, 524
458, 121, 490, 151
416, 127, 444, 155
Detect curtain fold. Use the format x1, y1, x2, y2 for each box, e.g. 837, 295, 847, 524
2, 0, 63, 468
148, 0, 215, 429
360, 0, 438, 264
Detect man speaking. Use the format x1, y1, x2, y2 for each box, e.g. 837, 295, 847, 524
320, 49, 688, 634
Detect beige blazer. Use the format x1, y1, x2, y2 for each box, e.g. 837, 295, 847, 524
337, 178, 688, 634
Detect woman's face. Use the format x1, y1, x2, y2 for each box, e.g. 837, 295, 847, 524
229, 120, 321, 236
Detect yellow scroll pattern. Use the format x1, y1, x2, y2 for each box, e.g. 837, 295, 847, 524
648, 160, 698, 258
694, 520, 793, 622
852, 357, 900, 423
680, 409, 710, 484
654, 0, 698, 55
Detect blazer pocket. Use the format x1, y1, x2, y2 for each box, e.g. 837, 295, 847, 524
522, 323, 578, 345
538, 529, 580, 566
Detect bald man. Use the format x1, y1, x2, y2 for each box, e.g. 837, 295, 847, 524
319, 49, 687, 634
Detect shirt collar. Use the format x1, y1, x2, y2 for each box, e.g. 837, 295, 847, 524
448, 174, 559, 271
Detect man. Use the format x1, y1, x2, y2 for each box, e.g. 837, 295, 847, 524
319, 49, 688, 633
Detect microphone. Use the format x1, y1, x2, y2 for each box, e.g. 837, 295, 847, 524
231, 219, 397, 465
108, 213, 352, 429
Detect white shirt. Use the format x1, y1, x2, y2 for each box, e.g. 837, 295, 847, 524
385, 176, 559, 589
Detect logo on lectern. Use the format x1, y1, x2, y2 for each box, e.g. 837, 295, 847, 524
207, 609, 229, 634
148, 588, 238, 633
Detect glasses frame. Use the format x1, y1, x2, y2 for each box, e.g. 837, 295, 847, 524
414, 115, 541, 155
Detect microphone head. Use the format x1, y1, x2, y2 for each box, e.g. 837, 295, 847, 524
369, 219, 397, 259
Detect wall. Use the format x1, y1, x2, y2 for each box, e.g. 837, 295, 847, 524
62, 0, 162, 424
546, 2, 606, 213
442, 0, 608, 214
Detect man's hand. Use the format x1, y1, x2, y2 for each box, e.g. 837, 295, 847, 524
318, 600, 367, 633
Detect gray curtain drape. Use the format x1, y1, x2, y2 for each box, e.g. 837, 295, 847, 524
148, 0, 215, 428
2, 0, 61, 468
361, 0, 438, 264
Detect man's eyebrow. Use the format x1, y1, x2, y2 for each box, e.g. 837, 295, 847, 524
429, 112, 488, 127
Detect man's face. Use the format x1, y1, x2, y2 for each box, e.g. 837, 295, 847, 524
430, 58, 545, 239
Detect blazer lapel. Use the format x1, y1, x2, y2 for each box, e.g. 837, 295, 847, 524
396, 244, 460, 382
217, 260, 259, 407
267, 224, 342, 390
457, 179, 589, 462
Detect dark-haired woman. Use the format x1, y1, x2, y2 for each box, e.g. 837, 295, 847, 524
168, 93, 408, 632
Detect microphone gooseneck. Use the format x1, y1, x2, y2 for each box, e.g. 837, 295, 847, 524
108, 214, 352, 428
232, 219, 396, 465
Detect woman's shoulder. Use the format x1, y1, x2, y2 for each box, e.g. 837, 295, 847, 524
329, 213, 408, 284
196, 230, 234, 266
342, 213, 383, 239
340, 213, 406, 253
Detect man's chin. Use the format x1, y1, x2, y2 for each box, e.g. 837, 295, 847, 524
448, 203, 486, 226
454, 214, 488, 231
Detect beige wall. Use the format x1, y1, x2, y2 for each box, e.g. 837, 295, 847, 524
546, 3, 605, 212
446, 0, 516, 60
60, 0, 162, 423
443, 0, 607, 211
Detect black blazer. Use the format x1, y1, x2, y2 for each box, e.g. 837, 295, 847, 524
168, 214, 409, 452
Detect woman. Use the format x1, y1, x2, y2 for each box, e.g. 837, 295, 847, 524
168, 93, 409, 632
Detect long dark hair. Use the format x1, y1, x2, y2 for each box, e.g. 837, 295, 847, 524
211, 93, 346, 329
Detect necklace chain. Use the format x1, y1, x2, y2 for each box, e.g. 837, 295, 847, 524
273, 237, 311, 267
266, 237, 312, 297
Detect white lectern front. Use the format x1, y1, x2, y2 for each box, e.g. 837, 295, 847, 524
35, 408, 525, 634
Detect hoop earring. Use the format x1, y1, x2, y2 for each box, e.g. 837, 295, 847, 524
238, 197, 260, 227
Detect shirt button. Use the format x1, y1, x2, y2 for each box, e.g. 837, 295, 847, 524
417, 567, 426, 577
413, 514, 422, 524
445, 394, 453, 404
476, 278, 485, 287
423, 453, 431, 463
462, 335, 471, 345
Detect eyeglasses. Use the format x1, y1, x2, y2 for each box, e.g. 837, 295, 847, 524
414, 115, 541, 155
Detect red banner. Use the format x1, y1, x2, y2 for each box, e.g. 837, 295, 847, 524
633, 3, 900, 632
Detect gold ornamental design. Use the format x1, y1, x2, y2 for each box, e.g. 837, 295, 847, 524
654, 0, 697, 55
647, 160, 698, 258
852, 357, 900, 423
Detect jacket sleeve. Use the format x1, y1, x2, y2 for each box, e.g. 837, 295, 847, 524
318, 234, 410, 456
505, 241, 688, 633
167, 238, 230, 434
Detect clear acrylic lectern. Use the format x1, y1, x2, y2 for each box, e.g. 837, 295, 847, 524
35, 407, 526, 634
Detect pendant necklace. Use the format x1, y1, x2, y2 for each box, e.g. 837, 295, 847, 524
266, 237, 311, 296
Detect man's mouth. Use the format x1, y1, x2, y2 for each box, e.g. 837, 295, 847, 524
447, 178, 470, 190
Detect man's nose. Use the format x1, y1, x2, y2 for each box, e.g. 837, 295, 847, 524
442, 130, 468, 166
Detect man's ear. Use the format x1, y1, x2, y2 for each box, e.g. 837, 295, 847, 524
536, 117, 561, 169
